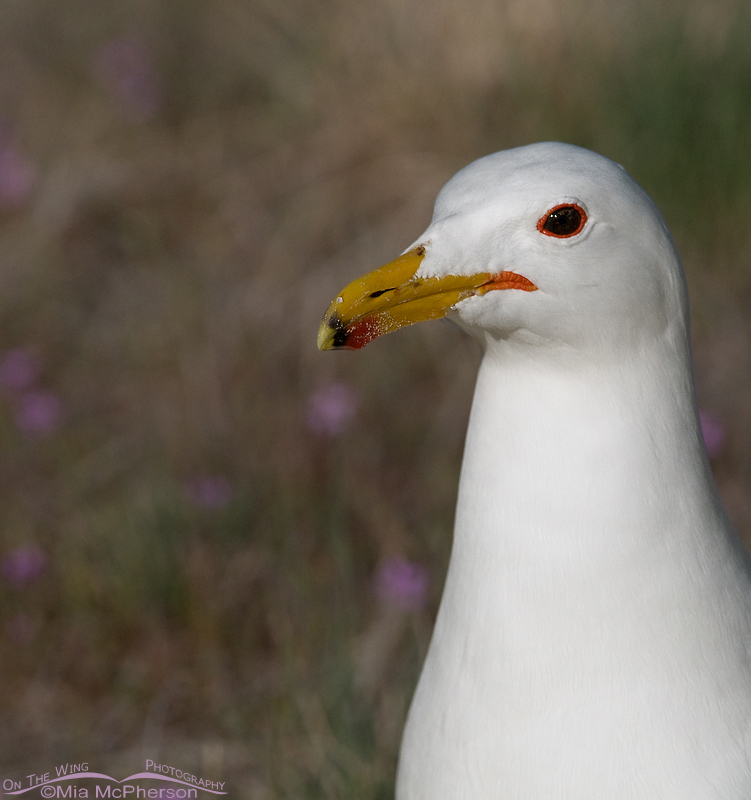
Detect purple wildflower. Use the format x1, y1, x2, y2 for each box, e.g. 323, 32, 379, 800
0, 147, 36, 208
14, 390, 64, 436
186, 475, 233, 509
0, 348, 40, 392
306, 382, 359, 436
1, 544, 48, 587
375, 556, 429, 611
700, 410, 726, 460
92, 37, 161, 123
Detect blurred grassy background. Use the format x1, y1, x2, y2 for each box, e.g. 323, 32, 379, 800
1, 0, 751, 796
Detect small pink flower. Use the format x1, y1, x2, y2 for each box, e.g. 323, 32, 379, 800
186, 475, 233, 509
700, 410, 726, 460
14, 391, 64, 436
92, 37, 161, 122
306, 382, 358, 436
375, 556, 429, 611
0, 348, 40, 392
6, 612, 36, 645
1, 544, 47, 587
0, 147, 36, 208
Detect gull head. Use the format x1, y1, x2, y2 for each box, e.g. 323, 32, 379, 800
318, 142, 687, 357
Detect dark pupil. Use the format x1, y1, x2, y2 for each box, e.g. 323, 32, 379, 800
543, 206, 581, 236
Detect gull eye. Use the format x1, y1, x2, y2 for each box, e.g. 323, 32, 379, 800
538, 203, 587, 238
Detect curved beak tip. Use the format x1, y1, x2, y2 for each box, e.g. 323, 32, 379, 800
317, 310, 347, 351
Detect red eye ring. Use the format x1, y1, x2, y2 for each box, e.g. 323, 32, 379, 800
537, 203, 588, 238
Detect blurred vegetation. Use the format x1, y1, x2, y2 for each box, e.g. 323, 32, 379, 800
1, 0, 751, 796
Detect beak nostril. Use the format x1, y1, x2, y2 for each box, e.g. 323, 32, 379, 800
369, 287, 397, 298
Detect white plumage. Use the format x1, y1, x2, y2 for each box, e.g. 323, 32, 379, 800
319, 142, 751, 799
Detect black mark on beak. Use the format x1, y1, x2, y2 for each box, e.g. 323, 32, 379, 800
327, 312, 349, 348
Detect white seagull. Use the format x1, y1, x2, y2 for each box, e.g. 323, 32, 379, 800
317, 142, 751, 800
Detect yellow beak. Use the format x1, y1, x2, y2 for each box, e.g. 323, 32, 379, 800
317, 247, 538, 351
